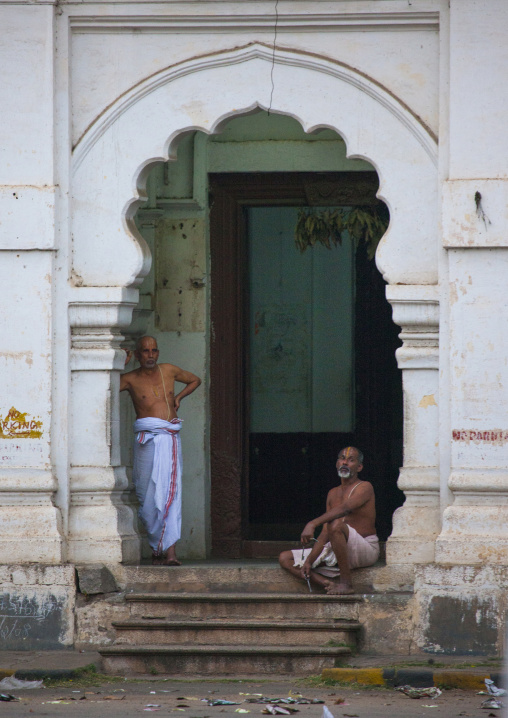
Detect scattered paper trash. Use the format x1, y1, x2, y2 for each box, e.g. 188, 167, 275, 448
235, 709, 250, 713
485, 679, 507, 697
322, 705, 335, 718
396, 685, 442, 699
481, 697, 504, 710
245, 697, 323, 705
206, 700, 242, 706
0, 693, 19, 702
0, 676, 43, 690
422, 706, 439, 708
262, 706, 298, 715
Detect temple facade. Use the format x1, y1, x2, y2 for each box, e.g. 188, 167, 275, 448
2, 0, 508, 654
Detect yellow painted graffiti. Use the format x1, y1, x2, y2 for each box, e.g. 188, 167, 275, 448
0, 407, 43, 439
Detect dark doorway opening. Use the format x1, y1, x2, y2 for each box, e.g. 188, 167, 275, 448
209, 173, 403, 558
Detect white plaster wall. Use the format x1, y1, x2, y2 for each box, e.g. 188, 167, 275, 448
448, 249, 508, 469
436, 1, 508, 566
69, 3, 441, 146
0, 6, 61, 564
0, 252, 62, 563
449, 0, 508, 179
0, 6, 54, 185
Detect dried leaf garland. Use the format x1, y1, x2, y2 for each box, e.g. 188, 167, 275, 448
295, 207, 388, 260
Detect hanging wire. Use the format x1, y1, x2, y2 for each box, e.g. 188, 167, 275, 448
268, 0, 279, 115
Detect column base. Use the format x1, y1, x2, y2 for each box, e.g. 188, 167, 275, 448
67, 537, 140, 564
0, 504, 63, 564
386, 537, 437, 564
385, 468, 440, 565
436, 503, 508, 565
68, 487, 141, 565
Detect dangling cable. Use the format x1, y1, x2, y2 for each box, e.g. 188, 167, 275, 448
268, 0, 279, 115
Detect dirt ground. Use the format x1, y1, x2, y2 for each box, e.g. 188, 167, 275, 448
0, 675, 499, 718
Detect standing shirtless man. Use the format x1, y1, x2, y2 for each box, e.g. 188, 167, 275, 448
279, 447, 379, 594
121, 336, 201, 565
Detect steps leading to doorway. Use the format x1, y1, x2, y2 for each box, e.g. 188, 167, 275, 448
111, 618, 361, 646
98, 561, 415, 676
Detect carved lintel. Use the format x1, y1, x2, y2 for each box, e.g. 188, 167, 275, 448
303, 175, 380, 206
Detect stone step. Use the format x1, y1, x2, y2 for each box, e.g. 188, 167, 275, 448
126, 592, 362, 620
115, 560, 414, 595
100, 643, 352, 676
112, 618, 361, 647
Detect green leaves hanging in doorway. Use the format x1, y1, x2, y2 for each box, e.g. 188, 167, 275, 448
295, 207, 389, 260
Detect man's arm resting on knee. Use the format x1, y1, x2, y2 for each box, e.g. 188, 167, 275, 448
301, 483, 374, 545
301, 526, 329, 576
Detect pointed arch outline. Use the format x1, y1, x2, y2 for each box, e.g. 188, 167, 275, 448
71, 41, 438, 288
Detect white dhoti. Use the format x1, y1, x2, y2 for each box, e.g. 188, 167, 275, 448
292, 527, 379, 578
133, 417, 183, 555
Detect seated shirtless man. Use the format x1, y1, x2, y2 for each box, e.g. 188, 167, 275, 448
121, 336, 201, 566
279, 446, 379, 595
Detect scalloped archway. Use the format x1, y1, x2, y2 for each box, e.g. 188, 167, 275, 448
68, 42, 441, 565
71, 42, 438, 288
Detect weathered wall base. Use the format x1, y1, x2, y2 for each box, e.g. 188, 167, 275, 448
0, 566, 75, 649
414, 565, 508, 656
1, 563, 506, 658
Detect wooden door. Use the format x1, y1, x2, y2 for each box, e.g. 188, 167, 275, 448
209, 172, 402, 558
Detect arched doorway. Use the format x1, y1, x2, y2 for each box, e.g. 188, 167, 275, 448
69, 43, 440, 566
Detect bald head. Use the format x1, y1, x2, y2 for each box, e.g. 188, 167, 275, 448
135, 335, 158, 352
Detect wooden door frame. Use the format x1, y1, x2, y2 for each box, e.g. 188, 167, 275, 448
209, 172, 380, 558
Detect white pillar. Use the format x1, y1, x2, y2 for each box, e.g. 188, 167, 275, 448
67, 288, 141, 564
385, 286, 441, 564
435, 247, 508, 564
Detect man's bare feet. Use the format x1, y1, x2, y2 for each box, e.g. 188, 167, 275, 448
161, 557, 181, 566
151, 552, 181, 566
324, 580, 355, 595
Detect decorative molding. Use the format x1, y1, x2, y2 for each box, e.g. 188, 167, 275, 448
0, 470, 56, 493
69, 302, 138, 330
72, 42, 438, 171
386, 285, 439, 369
397, 467, 440, 493
448, 470, 508, 494
70, 12, 440, 34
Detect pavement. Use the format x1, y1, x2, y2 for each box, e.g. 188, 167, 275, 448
0, 650, 504, 690
0, 667, 504, 718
